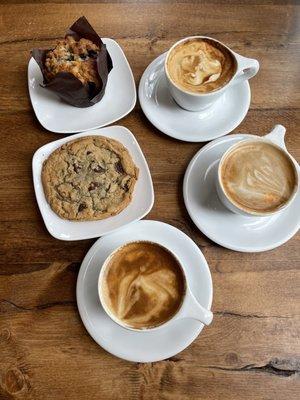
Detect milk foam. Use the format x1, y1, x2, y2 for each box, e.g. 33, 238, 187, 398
179, 50, 221, 86
167, 39, 235, 93
221, 141, 296, 213
101, 242, 184, 329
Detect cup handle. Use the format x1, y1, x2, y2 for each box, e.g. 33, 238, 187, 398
264, 124, 287, 150
231, 53, 259, 86
175, 288, 213, 326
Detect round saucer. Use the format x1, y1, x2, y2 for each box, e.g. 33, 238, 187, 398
139, 53, 251, 142
183, 134, 300, 252
76, 220, 213, 362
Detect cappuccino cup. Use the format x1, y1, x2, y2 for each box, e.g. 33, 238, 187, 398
98, 240, 213, 331
216, 125, 299, 217
165, 36, 259, 111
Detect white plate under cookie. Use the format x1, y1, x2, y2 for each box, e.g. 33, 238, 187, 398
183, 134, 300, 252
32, 126, 154, 241
28, 39, 136, 134
76, 220, 213, 362
139, 53, 251, 142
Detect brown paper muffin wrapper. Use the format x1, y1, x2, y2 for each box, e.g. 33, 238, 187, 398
31, 16, 113, 108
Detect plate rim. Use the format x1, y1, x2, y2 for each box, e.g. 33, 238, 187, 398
138, 52, 251, 143
183, 133, 300, 252
28, 38, 137, 134
76, 219, 213, 362
32, 125, 155, 241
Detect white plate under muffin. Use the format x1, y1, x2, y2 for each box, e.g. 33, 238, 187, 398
32, 126, 154, 241
28, 39, 136, 134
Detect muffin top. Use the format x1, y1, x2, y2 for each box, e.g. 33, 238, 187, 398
44, 36, 101, 87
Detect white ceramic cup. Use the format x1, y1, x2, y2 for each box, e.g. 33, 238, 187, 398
98, 240, 213, 332
216, 125, 299, 217
165, 36, 259, 112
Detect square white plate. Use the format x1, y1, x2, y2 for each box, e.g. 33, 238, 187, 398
32, 126, 154, 241
28, 39, 136, 134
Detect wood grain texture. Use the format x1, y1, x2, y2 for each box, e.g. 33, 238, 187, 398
0, 1, 299, 399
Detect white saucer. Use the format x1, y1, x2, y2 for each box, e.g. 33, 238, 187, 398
183, 134, 300, 252
76, 220, 213, 362
139, 53, 251, 142
32, 126, 154, 241
28, 39, 136, 134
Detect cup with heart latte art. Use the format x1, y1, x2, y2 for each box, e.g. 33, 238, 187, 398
98, 241, 213, 331
165, 36, 259, 111
216, 125, 299, 217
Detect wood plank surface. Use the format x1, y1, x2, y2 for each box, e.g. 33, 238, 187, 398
0, 1, 299, 399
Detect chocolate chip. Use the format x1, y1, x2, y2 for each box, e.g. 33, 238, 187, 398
88, 50, 98, 58
88, 182, 100, 191
78, 203, 87, 212
124, 183, 129, 192
87, 151, 92, 155
115, 161, 124, 174
93, 165, 105, 173
79, 53, 87, 59
73, 163, 82, 173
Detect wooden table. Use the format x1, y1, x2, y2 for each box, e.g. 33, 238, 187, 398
0, 1, 299, 399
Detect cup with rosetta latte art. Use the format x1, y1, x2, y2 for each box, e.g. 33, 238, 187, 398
98, 241, 213, 331
216, 125, 299, 217
165, 36, 259, 111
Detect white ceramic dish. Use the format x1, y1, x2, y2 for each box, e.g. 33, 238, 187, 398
183, 133, 300, 252
139, 53, 251, 142
216, 125, 299, 217
28, 39, 136, 134
76, 220, 213, 362
98, 240, 213, 331
32, 126, 154, 241
164, 36, 259, 112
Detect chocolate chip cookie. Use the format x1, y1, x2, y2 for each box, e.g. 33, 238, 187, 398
42, 136, 139, 221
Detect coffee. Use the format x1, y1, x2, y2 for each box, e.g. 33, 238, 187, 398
100, 242, 185, 329
220, 141, 297, 214
166, 38, 236, 94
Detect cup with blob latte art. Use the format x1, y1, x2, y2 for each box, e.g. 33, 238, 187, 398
98, 241, 213, 331
216, 125, 299, 217
165, 36, 259, 111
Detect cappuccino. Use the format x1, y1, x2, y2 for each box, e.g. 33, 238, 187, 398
220, 141, 297, 214
100, 242, 185, 330
166, 38, 236, 94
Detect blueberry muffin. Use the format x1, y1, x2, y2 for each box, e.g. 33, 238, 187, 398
31, 16, 113, 107
44, 36, 101, 88
42, 136, 139, 221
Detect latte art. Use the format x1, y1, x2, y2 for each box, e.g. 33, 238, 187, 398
179, 50, 222, 86
167, 39, 235, 93
101, 242, 185, 329
221, 141, 297, 213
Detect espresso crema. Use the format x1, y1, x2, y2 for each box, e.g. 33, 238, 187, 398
221, 141, 297, 213
101, 242, 185, 329
167, 38, 236, 93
